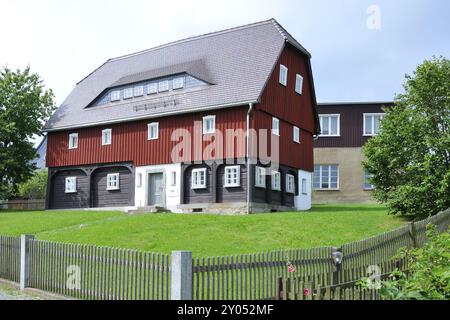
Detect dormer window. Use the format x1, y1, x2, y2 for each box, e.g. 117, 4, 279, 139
110, 90, 121, 102
173, 77, 184, 90
148, 83, 158, 95
134, 85, 144, 97
123, 88, 133, 99
158, 80, 169, 92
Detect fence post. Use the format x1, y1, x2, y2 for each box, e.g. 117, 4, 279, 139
331, 247, 343, 285
171, 251, 193, 300
408, 222, 418, 248
20, 234, 35, 290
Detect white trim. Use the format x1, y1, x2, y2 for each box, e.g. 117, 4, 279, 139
295, 74, 303, 95
133, 85, 144, 97
301, 178, 308, 195
271, 170, 281, 191
224, 166, 241, 187
147, 122, 159, 140
191, 168, 207, 189
158, 80, 169, 92
173, 77, 185, 90
272, 117, 280, 136
313, 165, 339, 190
65, 177, 77, 193
106, 173, 120, 191
293, 126, 300, 143
123, 88, 133, 99
363, 113, 385, 136
255, 166, 266, 188
279, 64, 288, 86
147, 83, 158, 95
286, 174, 295, 194
318, 114, 340, 137
202, 115, 216, 135
110, 90, 121, 102
68, 133, 78, 149
102, 128, 112, 146
170, 171, 177, 187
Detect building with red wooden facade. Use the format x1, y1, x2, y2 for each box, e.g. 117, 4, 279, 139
43, 19, 320, 213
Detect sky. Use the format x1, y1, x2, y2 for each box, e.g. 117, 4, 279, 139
0, 0, 449, 145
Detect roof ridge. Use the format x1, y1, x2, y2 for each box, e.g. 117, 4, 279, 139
109, 19, 276, 63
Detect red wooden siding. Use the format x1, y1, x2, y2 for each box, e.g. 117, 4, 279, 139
47, 107, 248, 167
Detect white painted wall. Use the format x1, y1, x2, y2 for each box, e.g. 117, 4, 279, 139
295, 170, 312, 211
135, 163, 182, 212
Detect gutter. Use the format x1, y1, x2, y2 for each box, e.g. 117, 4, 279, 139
246, 102, 254, 214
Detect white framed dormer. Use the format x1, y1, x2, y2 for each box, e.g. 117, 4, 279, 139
271, 171, 281, 191
191, 168, 207, 189
279, 64, 288, 86
68, 133, 78, 149
224, 166, 241, 187
295, 74, 304, 95
363, 113, 385, 136
147, 83, 158, 95
123, 88, 133, 99
272, 117, 280, 136
134, 85, 144, 97
203, 115, 216, 135
102, 129, 112, 146
65, 177, 77, 193
286, 174, 295, 194
255, 166, 266, 188
293, 126, 300, 143
110, 90, 121, 102
106, 173, 120, 191
158, 80, 169, 92
319, 114, 340, 137
173, 77, 185, 90
148, 122, 159, 140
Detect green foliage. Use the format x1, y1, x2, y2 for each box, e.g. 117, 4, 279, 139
378, 225, 450, 300
17, 169, 48, 199
0, 66, 55, 199
363, 57, 450, 219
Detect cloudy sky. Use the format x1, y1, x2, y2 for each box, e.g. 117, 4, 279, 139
1, 0, 449, 144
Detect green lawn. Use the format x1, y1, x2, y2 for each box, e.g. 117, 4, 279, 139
0, 204, 406, 257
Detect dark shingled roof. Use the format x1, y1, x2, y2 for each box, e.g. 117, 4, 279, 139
44, 19, 316, 132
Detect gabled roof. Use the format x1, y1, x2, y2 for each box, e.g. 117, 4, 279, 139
44, 19, 315, 132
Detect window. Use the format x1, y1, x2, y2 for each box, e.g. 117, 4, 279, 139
301, 178, 308, 195
147, 83, 158, 95
107, 173, 120, 191
293, 126, 300, 143
148, 122, 159, 140
191, 168, 207, 189
279, 64, 288, 86
110, 90, 121, 102
68, 133, 78, 149
364, 113, 385, 136
272, 117, 280, 136
134, 85, 144, 97
158, 80, 169, 92
224, 166, 241, 187
255, 166, 266, 188
173, 77, 184, 90
286, 174, 295, 194
364, 170, 374, 190
102, 129, 112, 146
295, 74, 304, 94
170, 171, 177, 187
137, 173, 143, 188
319, 115, 340, 136
271, 171, 281, 191
203, 115, 216, 134
123, 88, 133, 99
65, 177, 77, 193
313, 165, 339, 190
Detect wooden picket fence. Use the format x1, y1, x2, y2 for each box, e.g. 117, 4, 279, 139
0, 235, 21, 282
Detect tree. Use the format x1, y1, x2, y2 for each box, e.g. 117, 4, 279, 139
17, 169, 48, 199
363, 57, 450, 219
0, 66, 55, 199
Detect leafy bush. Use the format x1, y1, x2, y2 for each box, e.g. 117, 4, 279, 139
17, 169, 47, 199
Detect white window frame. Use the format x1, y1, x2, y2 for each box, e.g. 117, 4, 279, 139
173, 77, 185, 90
301, 178, 308, 195
148, 122, 159, 140
293, 126, 300, 143
313, 165, 339, 190
295, 74, 304, 94
203, 115, 216, 135
224, 166, 241, 188
102, 129, 112, 146
110, 90, 121, 102
147, 83, 158, 95
107, 173, 120, 191
158, 80, 169, 92
363, 170, 375, 190
271, 171, 281, 191
255, 166, 266, 188
134, 85, 144, 97
191, 168, 207, 189
123, 87, 133, 99
319, 114, 340, 137
65, 177, 77, 193
170, 171, 177, 187
363, 113, 385, 136
137, 173, 143, 188
68, 133, 78, 149
272, 117, 280, 136
279, 64, 288, 86
286, 174, 295, 194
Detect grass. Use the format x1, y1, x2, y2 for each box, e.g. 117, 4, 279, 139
0, 204, 406, 257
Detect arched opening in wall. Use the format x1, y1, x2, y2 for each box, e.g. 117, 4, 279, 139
216, 164, 246, 203
183, 164, 212, 204
49, 169, 89, 209
91, 166, 133, 208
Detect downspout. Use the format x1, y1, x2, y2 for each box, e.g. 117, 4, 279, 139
246, 103, 254, 214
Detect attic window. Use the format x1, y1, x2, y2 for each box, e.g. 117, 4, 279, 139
173, 77, 184, 90
148, 83, 158, 95
295, 74, 304, 95
279, 65, 288, 86
158, 80, 169, 92
110, 90, 121, 102
123, 88, 133, 99
134, 85, 144, 97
